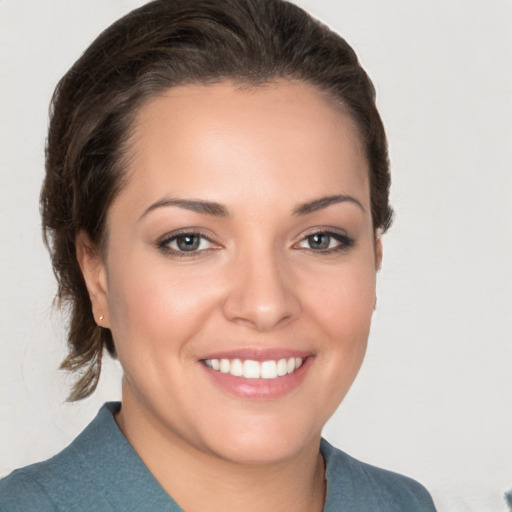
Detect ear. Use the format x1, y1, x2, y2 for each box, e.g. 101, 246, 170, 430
76, 231, 110, 327
374, 230, 383, 271
373, 232, 383, 311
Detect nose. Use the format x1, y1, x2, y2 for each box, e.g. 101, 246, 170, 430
222, 251, 302, 332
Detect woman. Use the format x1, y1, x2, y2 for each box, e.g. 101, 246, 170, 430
0, 0, 437, 510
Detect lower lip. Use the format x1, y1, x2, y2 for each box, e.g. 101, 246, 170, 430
201, 357, 313, 399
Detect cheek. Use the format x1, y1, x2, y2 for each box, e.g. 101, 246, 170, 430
308, 262, 376, 334
104, 265, 205, 402
105, 254, 222, 357
305, 259, 376, 383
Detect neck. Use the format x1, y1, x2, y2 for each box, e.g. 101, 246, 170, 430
116, 395, 326, 512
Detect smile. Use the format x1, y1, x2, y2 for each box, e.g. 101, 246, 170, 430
203, 357, 304, 380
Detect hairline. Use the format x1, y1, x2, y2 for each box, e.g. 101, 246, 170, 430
97, 76, 369, 256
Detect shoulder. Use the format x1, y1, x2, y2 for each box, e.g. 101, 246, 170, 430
0, 434, 110, 512
0, 403, 177, 512
0, 403, 121, 512
0, 444, 93, 512
321, 439, 437, 512
0, 468, 57, 512
0, 450, 116, 511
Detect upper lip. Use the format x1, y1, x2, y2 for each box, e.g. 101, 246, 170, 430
199, 348, 313, 361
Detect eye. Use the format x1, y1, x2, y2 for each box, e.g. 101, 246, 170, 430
296, 231, 355, 253
157, 231, 217, 256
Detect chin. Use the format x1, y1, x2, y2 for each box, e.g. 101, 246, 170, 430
196, 412, 323, 466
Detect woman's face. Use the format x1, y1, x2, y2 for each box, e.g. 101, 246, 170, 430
85, 81, 380, 464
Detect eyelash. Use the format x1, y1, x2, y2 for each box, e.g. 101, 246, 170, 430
156, 230, 219, 258
295, 230, 355, 254
156, 229, 355, 258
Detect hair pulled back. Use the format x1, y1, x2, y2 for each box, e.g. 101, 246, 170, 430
41, 0, 392, 400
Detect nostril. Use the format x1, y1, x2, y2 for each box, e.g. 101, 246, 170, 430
221, 257, 302, 331
222, 292, 300, 332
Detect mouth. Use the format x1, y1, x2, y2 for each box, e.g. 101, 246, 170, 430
203, 357, 304, 380
199, 351, 312, 399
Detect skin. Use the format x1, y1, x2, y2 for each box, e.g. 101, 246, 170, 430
78, 81, 381, 512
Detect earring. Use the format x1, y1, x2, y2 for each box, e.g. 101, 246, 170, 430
99, 315, 104, 321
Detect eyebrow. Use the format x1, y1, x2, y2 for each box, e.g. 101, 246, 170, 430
139, 193, 364, 221
139, 198, 229, 220
293, 194, 365, 216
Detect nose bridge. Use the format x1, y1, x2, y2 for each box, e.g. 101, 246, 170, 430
222, 240, 300, 331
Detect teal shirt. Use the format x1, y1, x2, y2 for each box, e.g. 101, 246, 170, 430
0, 403, 436, 511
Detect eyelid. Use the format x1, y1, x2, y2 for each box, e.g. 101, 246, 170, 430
156, 228, 221, 256
293, 227, 355, 252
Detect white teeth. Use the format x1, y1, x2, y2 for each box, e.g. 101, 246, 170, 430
243, 360, 261, 379
261, 360, 277, 379
204, 357, 305, 379
276, 358, 288, 377
230, 359, 243, 377
220, 359, 230, 373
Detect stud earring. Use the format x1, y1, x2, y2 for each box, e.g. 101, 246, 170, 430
99, 315, 104, 321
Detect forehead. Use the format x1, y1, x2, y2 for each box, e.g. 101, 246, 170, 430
119, 80, 369, 214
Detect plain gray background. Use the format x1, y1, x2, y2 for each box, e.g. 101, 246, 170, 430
1, 1, 511, 510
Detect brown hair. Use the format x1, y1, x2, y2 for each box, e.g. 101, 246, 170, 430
41, 0, 392, 400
